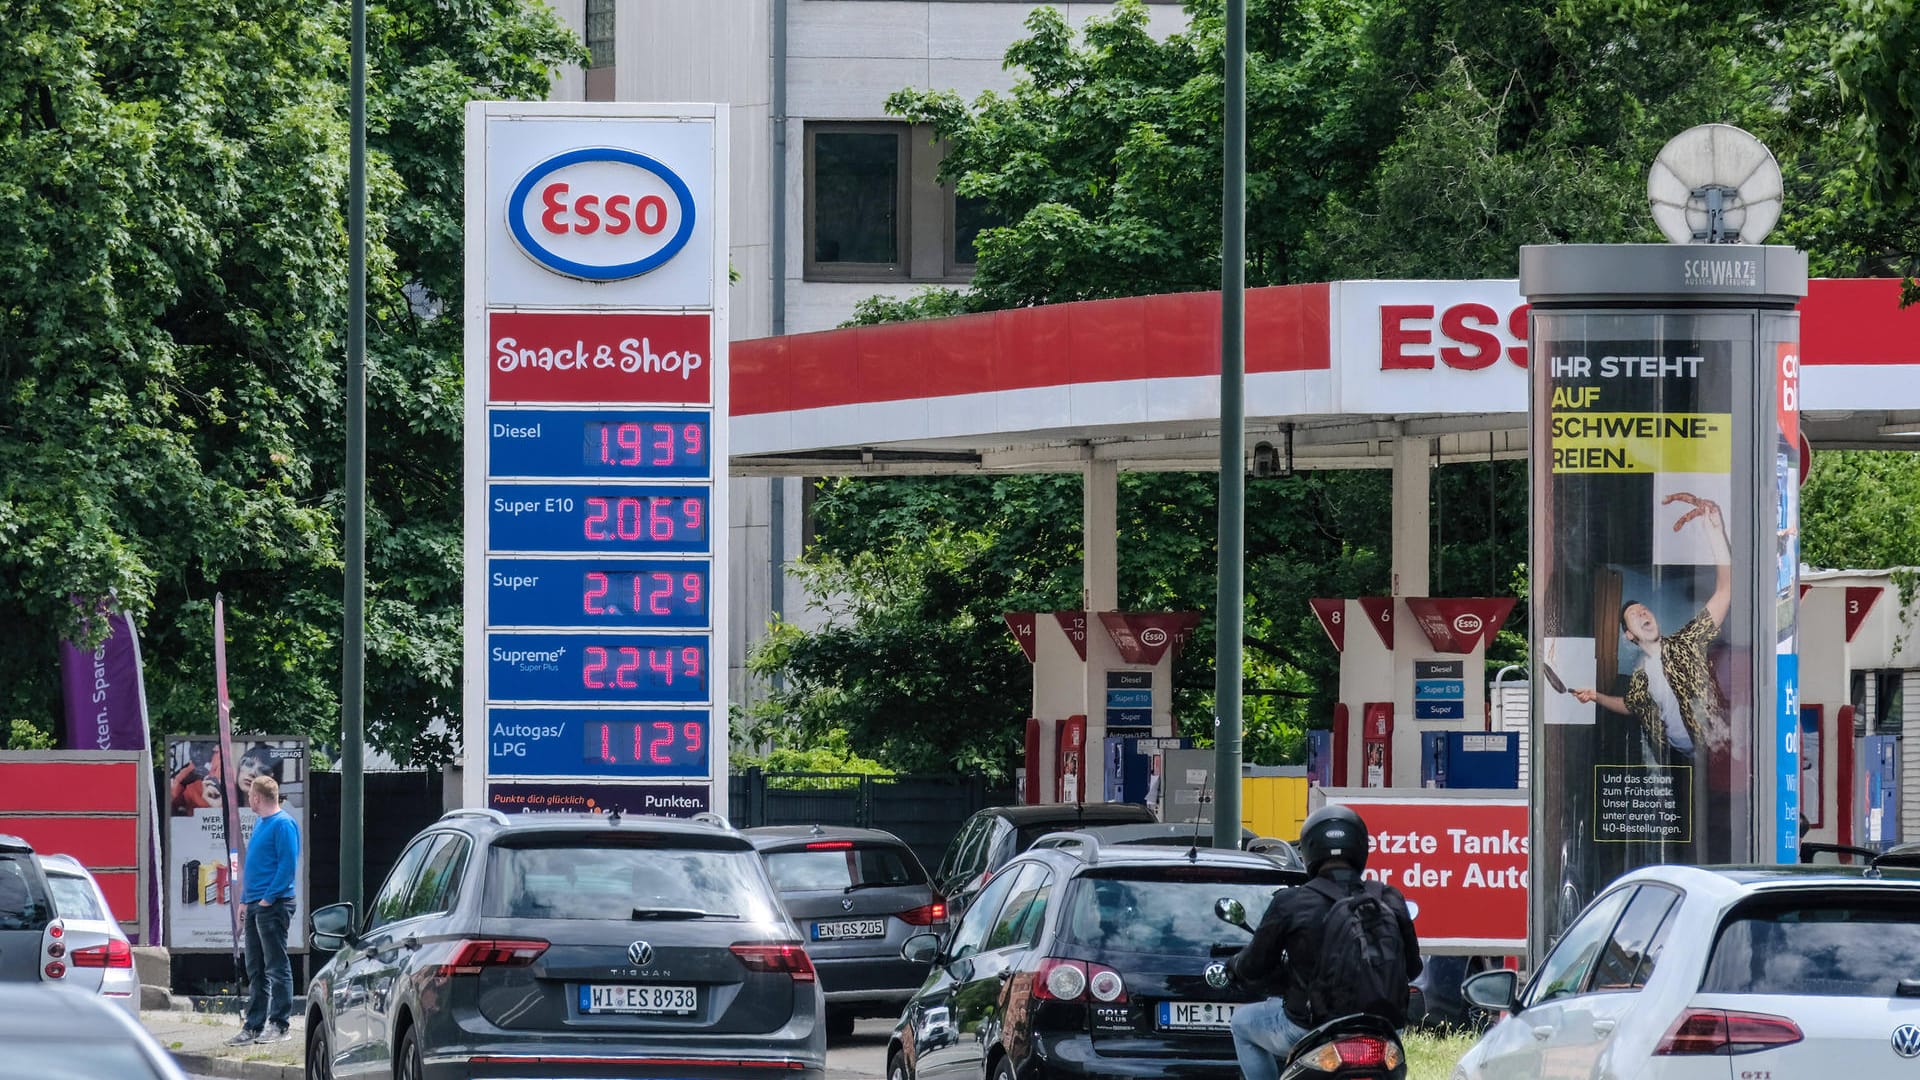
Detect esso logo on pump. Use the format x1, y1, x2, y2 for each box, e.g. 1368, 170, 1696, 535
1452, 613, 1484, 636
1140, 627, 1169, 647
1380, 302, 1530, 371
507, 147, 696, 282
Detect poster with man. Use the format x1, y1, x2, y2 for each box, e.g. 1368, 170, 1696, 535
165, 736, 308, 951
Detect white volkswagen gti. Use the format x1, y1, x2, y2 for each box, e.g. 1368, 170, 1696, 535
1454, 863, 1920, 1078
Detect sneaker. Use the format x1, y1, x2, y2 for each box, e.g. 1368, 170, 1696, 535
264, 1023, 293, 1043
226, 1029, 261, 1046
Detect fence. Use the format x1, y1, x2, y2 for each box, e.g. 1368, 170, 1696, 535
729, 769, 1012, 875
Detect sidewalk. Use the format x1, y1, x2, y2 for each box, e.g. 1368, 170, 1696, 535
144, 1008, 304, 1080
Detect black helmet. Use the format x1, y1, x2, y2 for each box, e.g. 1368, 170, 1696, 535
1298, 805, 1369, 875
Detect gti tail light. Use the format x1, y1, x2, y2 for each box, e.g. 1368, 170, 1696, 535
434, 939, 549, 976
1033, 958, 1126, 1002
731, 943, 817, 982
898, 900, 948, 926
44, 961, 66, 980
1300, 1036, 1402, 1072
1655, 1008, 1804, 1055
71, 939, 134, 968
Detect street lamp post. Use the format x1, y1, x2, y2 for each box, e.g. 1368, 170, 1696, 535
1213, 0, 1247, 850
341, 0, 367, 912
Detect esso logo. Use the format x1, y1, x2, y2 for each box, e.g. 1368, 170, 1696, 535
1381, 302, 1530, 371
1141, 627, 1169, 647
1452, 613, 1484, 636
508, 148, 696, 282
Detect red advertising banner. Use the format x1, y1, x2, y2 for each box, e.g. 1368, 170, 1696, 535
1362, 703, 1393, 787
1777, 342, 1800, 448
1405, 597, 1516, 654
1309, 599, 1346, 652
1845, 586, 1883, 642
1356, 597, 1395, 649
1004, 613, 1038, 663
488, 312, 712, 404
1052, 612, 1089, 661
1323, 793, 1529, 950
1098, 612, 1202, 665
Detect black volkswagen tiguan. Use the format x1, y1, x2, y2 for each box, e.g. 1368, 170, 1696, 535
303, 809, 824, 1080
889, 835, 1306, 1080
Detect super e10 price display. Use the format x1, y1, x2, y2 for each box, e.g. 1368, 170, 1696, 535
490, 484, 710, 554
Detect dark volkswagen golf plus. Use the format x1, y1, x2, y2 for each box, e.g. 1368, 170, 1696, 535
302, 809, 824, 1080
889, 835, 1306, 1080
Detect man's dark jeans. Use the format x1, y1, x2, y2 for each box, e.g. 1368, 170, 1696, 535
242, 897, 295, 1032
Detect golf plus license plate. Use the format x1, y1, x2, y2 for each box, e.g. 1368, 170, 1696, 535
580, 983, 697, 1014
1159, 1001, 1236, 1030
812, 918, 886, 941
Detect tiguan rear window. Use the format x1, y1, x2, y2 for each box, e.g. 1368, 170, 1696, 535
0, 856, 51, 931
484, 843, 778, 923
1060, 869, 1292, 953
765, 845, 924, 892
1701, 892, 1920, 997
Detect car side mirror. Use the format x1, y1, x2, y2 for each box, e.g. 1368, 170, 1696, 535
310, 901, 359, 952
1462, 969, 1519, 1012
1214, 897, 1250, 931
902, 932, 942, 966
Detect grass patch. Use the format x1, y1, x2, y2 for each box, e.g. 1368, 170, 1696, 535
1404, 1030, 1474, 1079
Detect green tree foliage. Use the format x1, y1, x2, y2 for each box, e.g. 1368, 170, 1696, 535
0, 0, 579, 759
753, 0, 1919, 773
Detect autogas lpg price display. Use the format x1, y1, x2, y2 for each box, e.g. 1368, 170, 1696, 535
487, 708, 710, 778
489, 484, 710, 554
489, 633, 710, 703
489, 558, 710, 629
489, 409, 711, 479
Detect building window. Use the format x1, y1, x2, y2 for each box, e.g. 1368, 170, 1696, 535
805, 122, 1003, 284
585, 0, 616, 69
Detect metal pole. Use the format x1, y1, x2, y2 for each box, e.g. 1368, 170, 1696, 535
1213, 0, 1246, 849
341, 0, 367, 912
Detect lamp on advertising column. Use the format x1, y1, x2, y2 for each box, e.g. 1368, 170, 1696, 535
1521, 124, 1802, 959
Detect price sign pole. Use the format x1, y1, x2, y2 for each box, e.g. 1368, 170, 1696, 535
463, 105, 730, 818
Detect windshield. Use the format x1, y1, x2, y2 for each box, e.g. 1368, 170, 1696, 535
1701, 892, 1920, 997
764, 845, 924, 892
46, 875, 104, 922
1060, 870, 1291, 953
484, 844, 779, 923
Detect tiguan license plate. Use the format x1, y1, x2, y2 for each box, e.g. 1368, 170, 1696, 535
580, 983, 697, 1014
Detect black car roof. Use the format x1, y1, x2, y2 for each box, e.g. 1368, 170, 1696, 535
976, 803, 1158, 827
743, 825, 913, 850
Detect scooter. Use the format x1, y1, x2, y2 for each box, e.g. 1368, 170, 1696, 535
1213, 898, 1411, 1080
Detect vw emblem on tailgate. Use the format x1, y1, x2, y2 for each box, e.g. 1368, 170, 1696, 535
1205, 962, 1231, 989
627, 941, 654, 967
1894, 1025, 1920, 1059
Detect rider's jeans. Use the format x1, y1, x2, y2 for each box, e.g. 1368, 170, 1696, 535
1231, 997, 1310, 1080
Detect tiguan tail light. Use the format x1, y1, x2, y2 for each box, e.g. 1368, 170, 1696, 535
731, 943, 816, 981
434, 939, 549, 976
1655, 1008, 1803, 1055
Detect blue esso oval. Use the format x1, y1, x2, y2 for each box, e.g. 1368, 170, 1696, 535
507, 148, 698, 282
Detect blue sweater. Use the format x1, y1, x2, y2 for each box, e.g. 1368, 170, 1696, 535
243, 811, 299, 902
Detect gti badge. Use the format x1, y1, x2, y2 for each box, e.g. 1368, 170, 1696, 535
1205, 962, 1231, 989
841, 899, 855, 912
1894, 1024, 1920, 1059
628, 941, 654, 967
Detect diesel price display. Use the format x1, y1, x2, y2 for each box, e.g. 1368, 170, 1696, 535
489, 410, 710, 479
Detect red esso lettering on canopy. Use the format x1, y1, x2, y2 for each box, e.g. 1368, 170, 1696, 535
1381, 303, 1531, 370
508, 148, 697, 282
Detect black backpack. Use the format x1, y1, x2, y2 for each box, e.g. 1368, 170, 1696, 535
1304, 877, 1410, 1027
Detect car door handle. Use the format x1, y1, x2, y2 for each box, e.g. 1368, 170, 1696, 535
1532, 1025, 1554, 1041
1591, 1020, 1617, 1036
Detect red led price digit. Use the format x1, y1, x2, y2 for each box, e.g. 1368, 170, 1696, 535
648, 572, 674, 615
633, 724, 645, 763
649, 721, 675, 764
682, 497, 703, 534
683, 423, 703, 458
648, 649, 674, 685
584, 572, 610, 615
584, 497, 611, 540
583, 647, 609, 689
681, 646, 702, 679
616, 423, 644, 466
617, 497, 644, 541
614, 646, 642, 689
599, 723, 614, 764
651, 423, 675, 466
649, 497, 675, 541
683, 722, 703, 755
682, 572, 703, 607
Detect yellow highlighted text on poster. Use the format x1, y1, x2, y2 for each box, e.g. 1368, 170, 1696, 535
1549, 412, 1732, 473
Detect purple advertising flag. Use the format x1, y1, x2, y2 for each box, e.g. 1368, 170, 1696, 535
59, 607, 151, 752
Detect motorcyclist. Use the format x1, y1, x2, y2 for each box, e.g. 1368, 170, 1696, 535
1228, 805, 1421, 1080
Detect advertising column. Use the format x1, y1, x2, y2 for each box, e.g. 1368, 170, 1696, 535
463, 104, 730, 817
1521, 245, 1804, 953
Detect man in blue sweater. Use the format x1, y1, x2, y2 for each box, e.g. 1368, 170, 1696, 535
230, 773, 300, 1044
